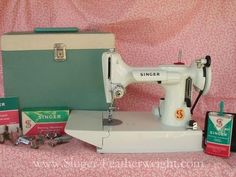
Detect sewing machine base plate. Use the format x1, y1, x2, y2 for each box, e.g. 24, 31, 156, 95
65, 110, 203, 153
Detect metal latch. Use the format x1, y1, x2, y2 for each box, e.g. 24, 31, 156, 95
54, 43, 66, 61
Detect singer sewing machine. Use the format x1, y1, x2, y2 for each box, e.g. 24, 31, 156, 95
65, 50, 211, 153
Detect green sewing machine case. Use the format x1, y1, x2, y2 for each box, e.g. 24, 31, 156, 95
1, 27, 114, 110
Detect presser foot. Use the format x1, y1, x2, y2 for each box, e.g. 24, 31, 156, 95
102, 108, 122, 126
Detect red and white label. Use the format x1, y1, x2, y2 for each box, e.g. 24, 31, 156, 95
205, 142, 231, 157
0, 110, 19, 125
24, 122, 66, 136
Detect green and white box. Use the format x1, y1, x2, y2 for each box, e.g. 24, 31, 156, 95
0, 97, 19, 133
22, 107, 69, 136
1, 27, 114, 109
205, 112, 234, 157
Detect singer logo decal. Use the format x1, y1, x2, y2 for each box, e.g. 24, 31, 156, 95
216, 118, 223, 128
25, 120, 32, 128
140, 72, 160, 76
176, 109, 184, 120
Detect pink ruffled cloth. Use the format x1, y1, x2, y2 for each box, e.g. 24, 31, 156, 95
0, 1, 235, 176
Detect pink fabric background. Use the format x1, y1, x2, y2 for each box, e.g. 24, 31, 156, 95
0, 1, 236, 177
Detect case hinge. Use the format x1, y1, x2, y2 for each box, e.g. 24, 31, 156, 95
54, 43, 66, 61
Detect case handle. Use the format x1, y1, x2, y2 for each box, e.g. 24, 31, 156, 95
34, 27, 79, 33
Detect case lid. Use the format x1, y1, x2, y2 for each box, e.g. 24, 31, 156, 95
1, 29, 113, 110
1, 31, 115, 51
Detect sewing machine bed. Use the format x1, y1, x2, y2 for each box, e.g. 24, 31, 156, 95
65, 110, 202, 153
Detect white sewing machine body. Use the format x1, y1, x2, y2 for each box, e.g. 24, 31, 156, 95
66, 110, 203, 153
65, 50, 211, 153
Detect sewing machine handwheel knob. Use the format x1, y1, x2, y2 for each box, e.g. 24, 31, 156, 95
112, 85, 125, 99
205, 55, 211, 67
